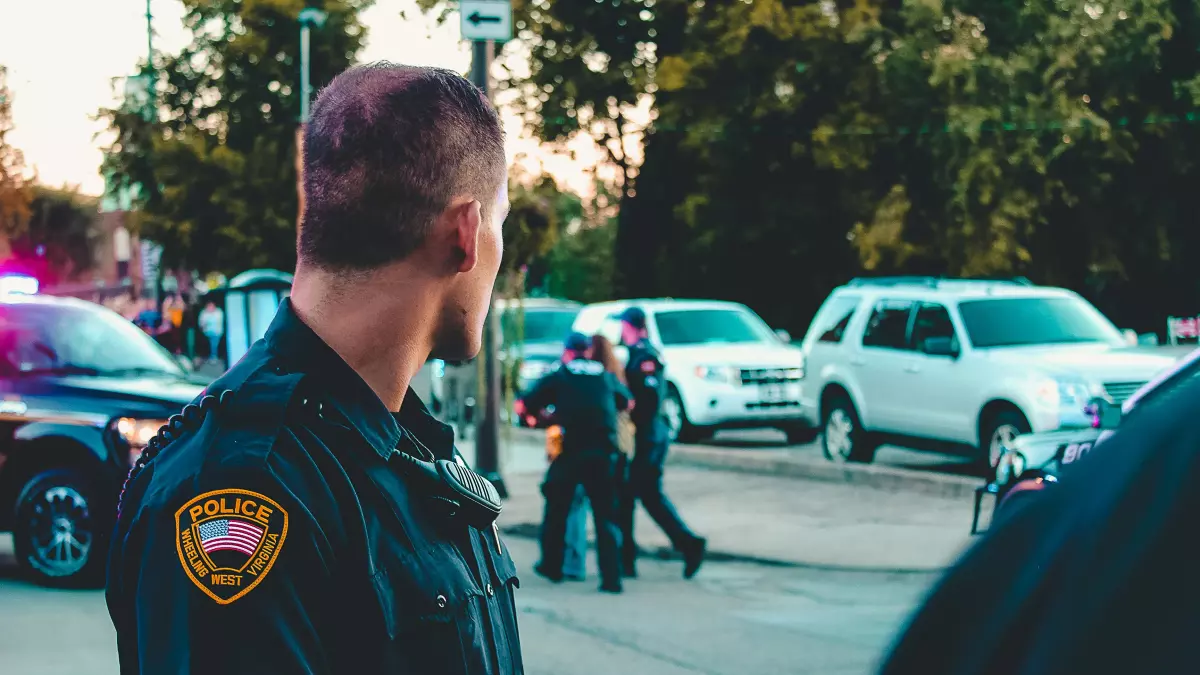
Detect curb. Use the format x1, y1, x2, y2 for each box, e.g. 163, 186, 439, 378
499, 522, 943, 575
494, 427, 983, 500
664, 445, 982, 500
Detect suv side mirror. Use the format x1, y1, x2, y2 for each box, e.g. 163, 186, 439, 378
775, 328, 791, 343
921, 336, 959, 358
1085, 397, 1122, 429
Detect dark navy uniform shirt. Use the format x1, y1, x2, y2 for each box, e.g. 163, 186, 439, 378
521, 358, 632, 455
106, 300, 523, 675
624, 340, 668, 444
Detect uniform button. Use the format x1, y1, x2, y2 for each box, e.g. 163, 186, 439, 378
486, 584, 494, 597
436, 594, 447, 608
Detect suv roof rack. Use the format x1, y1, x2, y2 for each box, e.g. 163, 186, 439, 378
846, 276, 1033, 288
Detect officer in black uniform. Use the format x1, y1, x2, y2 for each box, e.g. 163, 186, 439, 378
618, 307, 706, 579
520, 332, 632, 593
106, 64, 523, 674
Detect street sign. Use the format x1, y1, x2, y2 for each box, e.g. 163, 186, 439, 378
460, 0, 512, 42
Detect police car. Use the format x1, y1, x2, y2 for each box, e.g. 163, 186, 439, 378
972, 345, 1200, 533
0, 278, 206, 585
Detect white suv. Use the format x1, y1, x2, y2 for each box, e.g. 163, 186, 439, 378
572, 299, 810, 443
798, 277, 1176, 467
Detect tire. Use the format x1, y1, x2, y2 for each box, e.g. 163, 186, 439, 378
783, 425, 819, 445
821, 395, 877, 463
980, 409, 1032, 472
663, 386, 704, 443
12, 469, 111, 588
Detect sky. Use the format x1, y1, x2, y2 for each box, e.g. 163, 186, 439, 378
0, 0, 613, 197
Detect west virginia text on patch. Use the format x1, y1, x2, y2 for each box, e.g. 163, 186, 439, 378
175, 489, 289, 605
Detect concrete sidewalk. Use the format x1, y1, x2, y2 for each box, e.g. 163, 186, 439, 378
458, 432, 977, 572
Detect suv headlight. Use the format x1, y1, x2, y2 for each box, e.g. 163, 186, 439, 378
694, 365, 737, 384
1035, 377, 1105, 408
115, 417, 167, 464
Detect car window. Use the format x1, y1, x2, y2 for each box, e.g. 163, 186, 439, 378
501, 307, 580, 344
654, 308, 777, 346
0, 302, 184, 377
911, 303, 957, 351
957, 296, 1124, 348
808, 295, 861, 344
861, 299, 915, 350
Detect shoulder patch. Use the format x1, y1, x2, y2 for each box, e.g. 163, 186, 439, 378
640, 359, 658, 374
175, 488, 289, 605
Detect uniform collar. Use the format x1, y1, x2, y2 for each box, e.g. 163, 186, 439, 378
263, 299, 413, 460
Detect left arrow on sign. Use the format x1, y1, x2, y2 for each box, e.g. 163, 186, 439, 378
468, 11, 501, 25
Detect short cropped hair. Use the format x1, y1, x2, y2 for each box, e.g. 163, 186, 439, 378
298, 62, 506, 270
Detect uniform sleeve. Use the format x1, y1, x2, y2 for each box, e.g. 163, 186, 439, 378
110, 434, 340, 675
628, 354, 663, 417
520, 371, 558, 416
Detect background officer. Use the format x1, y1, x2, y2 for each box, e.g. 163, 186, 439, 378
618, 307, 706, 579
520, 332, 632, 593
106, 63, 523, 674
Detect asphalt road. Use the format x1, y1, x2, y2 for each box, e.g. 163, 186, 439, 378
0, 534, 934, 675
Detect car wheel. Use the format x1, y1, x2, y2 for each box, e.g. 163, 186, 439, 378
662, 386, 704, 443
981, 409, 1032, 471
821, 395, 877, 463
13, 469, 110, 588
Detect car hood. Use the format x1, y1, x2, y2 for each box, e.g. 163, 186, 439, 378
501, 341, 563, 362
661, 342, 804, 368
50, 374, 206, 407
983, 344, 1176, 383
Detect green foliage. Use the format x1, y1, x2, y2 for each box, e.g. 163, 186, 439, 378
100, 0, 372, 274
542, 219, 615, 305
0, 65, 31, 243
14, 186, 100, 282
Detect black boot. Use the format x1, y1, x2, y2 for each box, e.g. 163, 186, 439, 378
682, 537, 706, 580
621, 551, 638, 578
534, 563, 564, 583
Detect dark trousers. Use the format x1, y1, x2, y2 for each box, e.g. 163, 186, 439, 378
620, 440, 697, 560
540, 452, 622, 587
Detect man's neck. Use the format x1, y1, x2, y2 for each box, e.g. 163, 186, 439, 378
290, 264, 437, 412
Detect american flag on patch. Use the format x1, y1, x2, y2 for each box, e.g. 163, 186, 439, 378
198, 519, 264, 556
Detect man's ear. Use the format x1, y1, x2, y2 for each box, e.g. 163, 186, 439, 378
445, 198, 482, 274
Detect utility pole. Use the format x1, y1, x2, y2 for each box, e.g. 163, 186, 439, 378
296, 7, 327, 236
469, 38, 507, 498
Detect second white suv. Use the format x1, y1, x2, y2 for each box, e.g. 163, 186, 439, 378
798, 277, 1176, 468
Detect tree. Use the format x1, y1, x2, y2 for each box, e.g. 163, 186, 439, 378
0, 65, 32, 248
10, 186, 100, 285
100, 0, 373, 274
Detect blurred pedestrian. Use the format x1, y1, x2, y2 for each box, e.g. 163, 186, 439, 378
198, 300, 224, 364
521, 331, 632, 593
618, 306, 706, 579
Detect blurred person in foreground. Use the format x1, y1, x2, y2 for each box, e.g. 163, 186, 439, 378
519, 331, 632, 593
879, 373, 1200, 674
106, 63, 524, 674
618, 307, 706, 579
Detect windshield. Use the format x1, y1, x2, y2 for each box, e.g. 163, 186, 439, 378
655, 308, 777, 346
501, 307, 580, 344
958, 296, 1124, 348
0, 302, 185, 377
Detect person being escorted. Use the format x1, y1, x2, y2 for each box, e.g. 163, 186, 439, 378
519, 332, 632, 593
106, 63, 524, 674
618, 307, 706, 579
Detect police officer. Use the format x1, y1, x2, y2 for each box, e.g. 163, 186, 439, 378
520, 332, 632, 593
106, 64, 523, 674
618, 307, 706, 579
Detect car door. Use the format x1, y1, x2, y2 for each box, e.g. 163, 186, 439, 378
852, 298, 916, 432
901, 302, 977, 442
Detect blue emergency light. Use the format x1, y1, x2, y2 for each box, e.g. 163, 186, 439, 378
0, 275, 39, 296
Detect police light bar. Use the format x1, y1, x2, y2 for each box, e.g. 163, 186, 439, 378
0, 275, 39, 296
